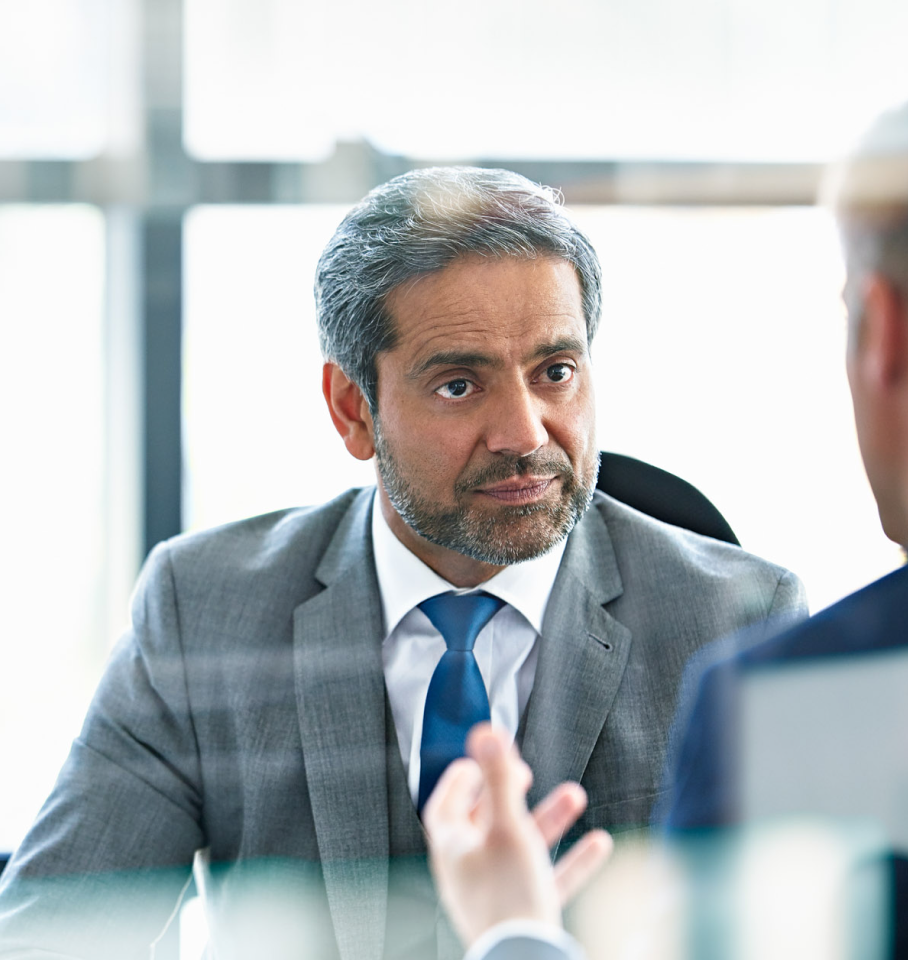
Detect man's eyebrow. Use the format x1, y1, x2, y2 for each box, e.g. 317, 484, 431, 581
528, 336, 588, 362
407, 336, 589, 381
407, 351, 500, 380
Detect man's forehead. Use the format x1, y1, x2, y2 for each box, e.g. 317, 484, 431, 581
383, 254, 584, 333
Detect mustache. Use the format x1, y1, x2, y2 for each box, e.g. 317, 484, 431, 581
455, 455, 574, 494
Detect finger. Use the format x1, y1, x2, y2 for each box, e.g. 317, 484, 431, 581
423, 756, 483, 834
466, 724, 524, 822
531, 782, 588, 848
553, 830, 613, 904
513, 754, 533, 797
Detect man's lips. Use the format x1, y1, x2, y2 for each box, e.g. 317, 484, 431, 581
474, 477, 557, 504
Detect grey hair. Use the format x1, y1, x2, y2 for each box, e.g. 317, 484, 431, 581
840, 221, 908, 323
315, 166, 602, 412
825, 102, 908, 315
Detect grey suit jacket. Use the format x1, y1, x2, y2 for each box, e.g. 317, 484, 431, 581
0, 488, 805, 960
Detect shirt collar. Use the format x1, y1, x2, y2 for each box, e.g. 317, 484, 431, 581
371, 491, 567, 638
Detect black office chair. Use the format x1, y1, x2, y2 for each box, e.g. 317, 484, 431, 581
596, 451, 740, 546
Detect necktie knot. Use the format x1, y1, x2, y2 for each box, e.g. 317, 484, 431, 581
418, 591, 505, 651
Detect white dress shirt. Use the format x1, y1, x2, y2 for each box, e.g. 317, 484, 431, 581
465, 921, 586, 960
372, 495, 566, 803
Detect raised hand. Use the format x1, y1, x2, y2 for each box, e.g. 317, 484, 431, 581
423, 723, 613, 948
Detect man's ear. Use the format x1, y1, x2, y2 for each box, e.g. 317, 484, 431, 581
857, 275, 908, 391
322, 362, 376, 461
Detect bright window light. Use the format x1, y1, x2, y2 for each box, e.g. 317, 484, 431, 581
574, 205, 901, 612
184, 0, 908, 162
0, 0, 133, 158
0, 206, 108, 852
183, 205, 375, 533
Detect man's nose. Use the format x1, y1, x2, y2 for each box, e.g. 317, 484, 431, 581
484, 386, 548, 457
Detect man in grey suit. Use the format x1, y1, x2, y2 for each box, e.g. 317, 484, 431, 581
0, 167, 804, 960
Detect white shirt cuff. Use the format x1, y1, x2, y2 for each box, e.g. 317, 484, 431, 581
464, 919, 585, 960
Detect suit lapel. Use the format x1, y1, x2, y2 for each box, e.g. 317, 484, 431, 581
521, 505, 632, 817
294, 490, 389, 960
292, 491, 634, 954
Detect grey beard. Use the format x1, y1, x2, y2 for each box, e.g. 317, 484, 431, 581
372, 418, 596, 565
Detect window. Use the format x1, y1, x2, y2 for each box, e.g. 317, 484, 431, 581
183, 204, 374, 532
0, 206, 123, 851
0, 0, 138, 158
184, 0, 908, 162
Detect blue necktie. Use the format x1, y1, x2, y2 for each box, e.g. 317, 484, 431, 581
417, 591, 505, 812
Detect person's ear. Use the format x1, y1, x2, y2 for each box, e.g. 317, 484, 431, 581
322, 362, 375, 460
857, 275, 908, 392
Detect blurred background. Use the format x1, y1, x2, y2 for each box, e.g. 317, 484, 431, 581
1, 0, 905, 856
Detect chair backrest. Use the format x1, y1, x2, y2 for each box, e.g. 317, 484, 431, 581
596, 451, 740, 546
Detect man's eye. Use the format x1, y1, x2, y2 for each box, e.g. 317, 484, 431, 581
545, 363, 574, 383
436, 379, 475, 399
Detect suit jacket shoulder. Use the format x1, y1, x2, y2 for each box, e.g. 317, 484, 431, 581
664, 564, 908, 831
578, 492, 806, 682
589, 491, 803, 613
0, 488, 377, 960
160, 486, 367, 599
522, 492, 806, 836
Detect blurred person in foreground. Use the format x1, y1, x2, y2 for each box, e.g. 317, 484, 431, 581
663, 103, 908, 958
425, 724, 612, 960
0, 166, 804, 960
